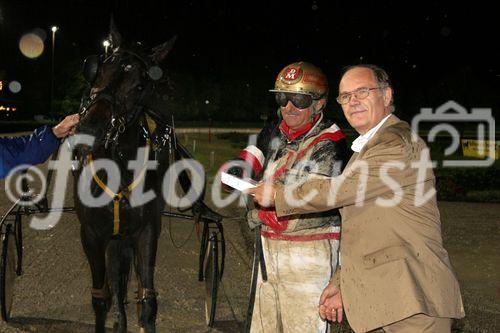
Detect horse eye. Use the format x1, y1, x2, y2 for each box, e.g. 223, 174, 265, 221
124, 64, 133, 71
136, 85, 143, 91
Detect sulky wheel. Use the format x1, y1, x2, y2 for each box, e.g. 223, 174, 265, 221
203, 232, 219, 327
0, 224, 17, 321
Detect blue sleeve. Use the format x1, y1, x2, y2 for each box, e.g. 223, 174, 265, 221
0, 125, 60, 179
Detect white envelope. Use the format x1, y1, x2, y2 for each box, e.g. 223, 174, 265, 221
221, 172, 256, 192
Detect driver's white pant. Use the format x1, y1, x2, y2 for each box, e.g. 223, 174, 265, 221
250, 236, 339, 333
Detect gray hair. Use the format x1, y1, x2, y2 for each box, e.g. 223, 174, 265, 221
341, 64, 395, 112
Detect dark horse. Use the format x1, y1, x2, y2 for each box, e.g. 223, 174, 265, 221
73, 24, 204, 333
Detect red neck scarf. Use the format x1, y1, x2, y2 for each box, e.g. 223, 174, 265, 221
279, 114, 321, 140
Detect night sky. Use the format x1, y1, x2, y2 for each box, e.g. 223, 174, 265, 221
0, 0, 498, 122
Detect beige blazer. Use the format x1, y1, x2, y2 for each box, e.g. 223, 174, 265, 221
275, 115, 465, 332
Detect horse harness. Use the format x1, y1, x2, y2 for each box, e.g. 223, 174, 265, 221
87, 142, 151, 235
79, 49, 175, 236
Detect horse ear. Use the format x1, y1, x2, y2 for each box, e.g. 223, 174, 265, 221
108, 15, 122, 50
150, 35, 177, 64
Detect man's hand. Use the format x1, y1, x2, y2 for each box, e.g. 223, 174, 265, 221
245, 182, 277, 208
319, 281, 343, 323
52, 114, 80, 138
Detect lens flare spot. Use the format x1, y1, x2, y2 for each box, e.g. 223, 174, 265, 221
19, 33, 44, 59
9, 81, 22, 93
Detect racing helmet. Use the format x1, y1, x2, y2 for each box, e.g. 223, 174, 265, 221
269, 61, 328, 99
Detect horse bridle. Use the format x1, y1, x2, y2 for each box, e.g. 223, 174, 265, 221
79, 50, 162, 149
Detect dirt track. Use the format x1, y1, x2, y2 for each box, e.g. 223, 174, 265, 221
0, 161, 253, 333
0, 212, 252, 333
0, 164, 498, 333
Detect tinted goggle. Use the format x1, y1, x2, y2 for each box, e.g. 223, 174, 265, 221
275, 92, 316, 109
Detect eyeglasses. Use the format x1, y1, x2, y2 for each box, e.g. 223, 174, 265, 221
336, 86, 386, 105
275, 92, 316, 109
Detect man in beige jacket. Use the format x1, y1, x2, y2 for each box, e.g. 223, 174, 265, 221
248, 65, 465, 332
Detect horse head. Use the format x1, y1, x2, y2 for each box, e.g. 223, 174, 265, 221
76, 21, 176, 156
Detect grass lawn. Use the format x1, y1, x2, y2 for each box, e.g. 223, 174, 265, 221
178, 132, 251, 183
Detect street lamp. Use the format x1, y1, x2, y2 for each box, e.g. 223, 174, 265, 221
50, 26, 58, 117
103, 39, 110, 56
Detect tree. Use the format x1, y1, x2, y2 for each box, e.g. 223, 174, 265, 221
54, 58, 87, 118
